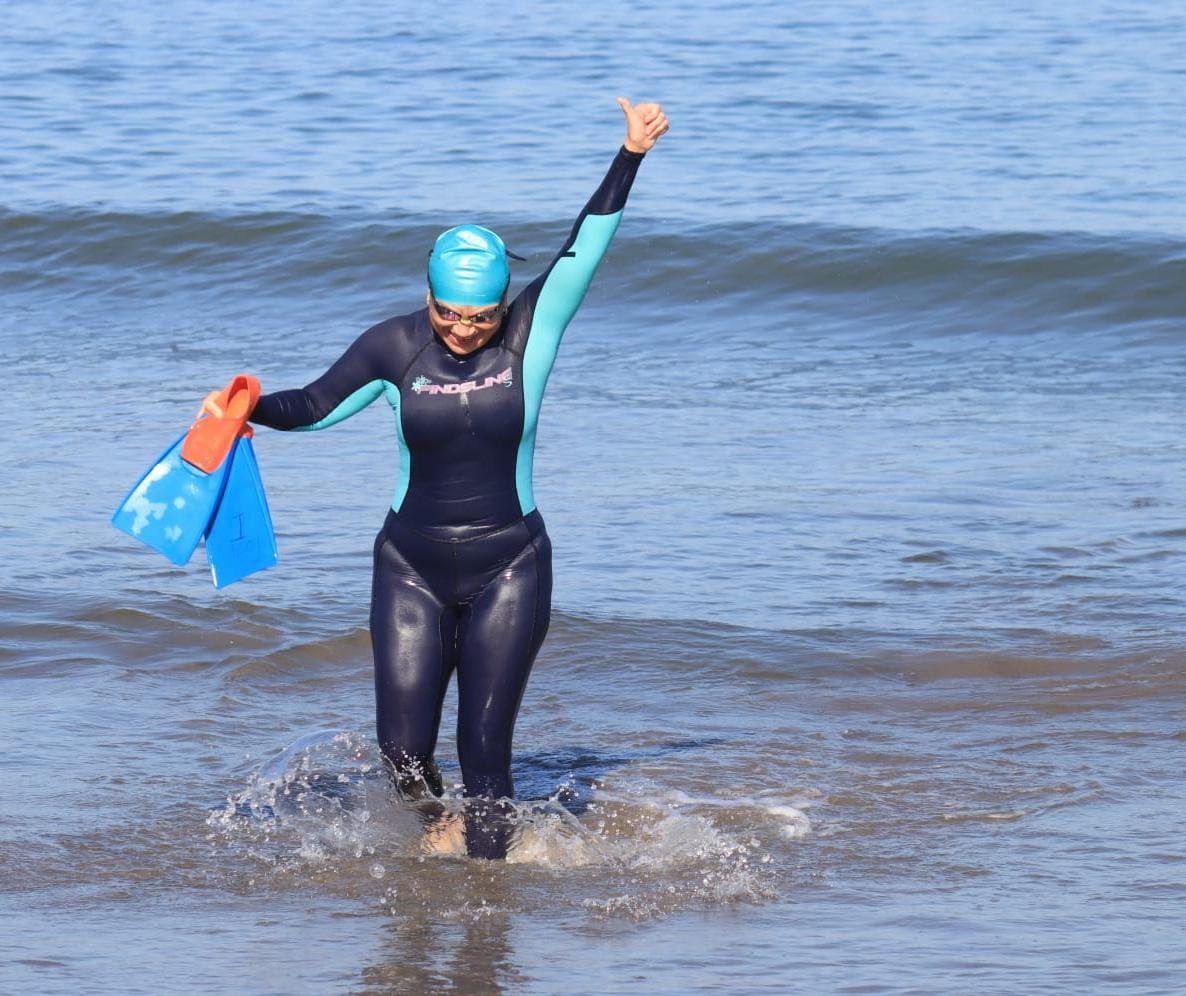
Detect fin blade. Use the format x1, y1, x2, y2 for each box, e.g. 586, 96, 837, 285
205, 437, 278, 588
112, 432, 231, 566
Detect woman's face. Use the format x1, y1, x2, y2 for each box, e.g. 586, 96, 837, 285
426, 293, 506, 355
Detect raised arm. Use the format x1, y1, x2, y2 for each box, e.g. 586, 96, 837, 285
519, 98, 669, 345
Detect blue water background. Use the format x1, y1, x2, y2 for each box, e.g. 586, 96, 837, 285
3, 2, 1186, 993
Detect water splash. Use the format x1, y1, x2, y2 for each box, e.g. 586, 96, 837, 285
206, 730, 794, 919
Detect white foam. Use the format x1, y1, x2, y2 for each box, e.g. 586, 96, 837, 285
652, 786, 816, 839
207, 732, 787, 917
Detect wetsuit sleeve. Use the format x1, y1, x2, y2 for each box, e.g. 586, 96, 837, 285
518, 146, 644, 357
508, 147, 644, 515
251, 323, 391, 431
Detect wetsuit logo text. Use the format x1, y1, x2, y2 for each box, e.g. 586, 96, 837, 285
411, 368, 513, 396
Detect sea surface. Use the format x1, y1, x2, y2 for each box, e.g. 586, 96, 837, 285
3, 2, 1186, 993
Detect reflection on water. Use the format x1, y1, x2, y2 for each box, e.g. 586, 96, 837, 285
361, 909, 528, 996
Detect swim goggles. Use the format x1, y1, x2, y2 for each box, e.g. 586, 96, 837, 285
430, 296, 504, 326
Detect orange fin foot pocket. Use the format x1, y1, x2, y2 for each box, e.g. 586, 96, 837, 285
181, 374, 261, 473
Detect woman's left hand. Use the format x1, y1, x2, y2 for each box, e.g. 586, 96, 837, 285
617, 97, 669, 154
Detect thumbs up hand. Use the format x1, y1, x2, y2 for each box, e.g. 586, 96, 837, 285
617, 97, 669, 154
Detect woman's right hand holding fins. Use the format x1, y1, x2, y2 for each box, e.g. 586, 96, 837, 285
197, 390, 224, 419
196, 375, 261, 421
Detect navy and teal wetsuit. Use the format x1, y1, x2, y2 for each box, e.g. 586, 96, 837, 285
251, 147, 644, 856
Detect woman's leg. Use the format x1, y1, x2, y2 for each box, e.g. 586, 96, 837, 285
370, 531, 459, 798
455, 530, 552, 857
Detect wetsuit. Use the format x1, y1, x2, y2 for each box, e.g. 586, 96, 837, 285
251, 146, 644, 856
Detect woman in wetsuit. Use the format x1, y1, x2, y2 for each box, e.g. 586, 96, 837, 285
210, 97, 668, 858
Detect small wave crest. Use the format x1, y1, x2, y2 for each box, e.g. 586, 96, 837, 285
4, 206, 1183, 346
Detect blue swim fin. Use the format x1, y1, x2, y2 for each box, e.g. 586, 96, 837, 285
112, 431, 234, 566
204, 436, 278, 588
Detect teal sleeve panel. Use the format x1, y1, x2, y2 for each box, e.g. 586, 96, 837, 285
292, 378, 385, 431
384, 380, 412, 512
515, 209, 624, 514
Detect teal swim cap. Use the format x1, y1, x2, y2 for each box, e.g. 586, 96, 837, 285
428, 224, 510, 306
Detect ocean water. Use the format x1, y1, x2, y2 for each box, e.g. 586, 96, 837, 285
3, 2, 1186, 993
